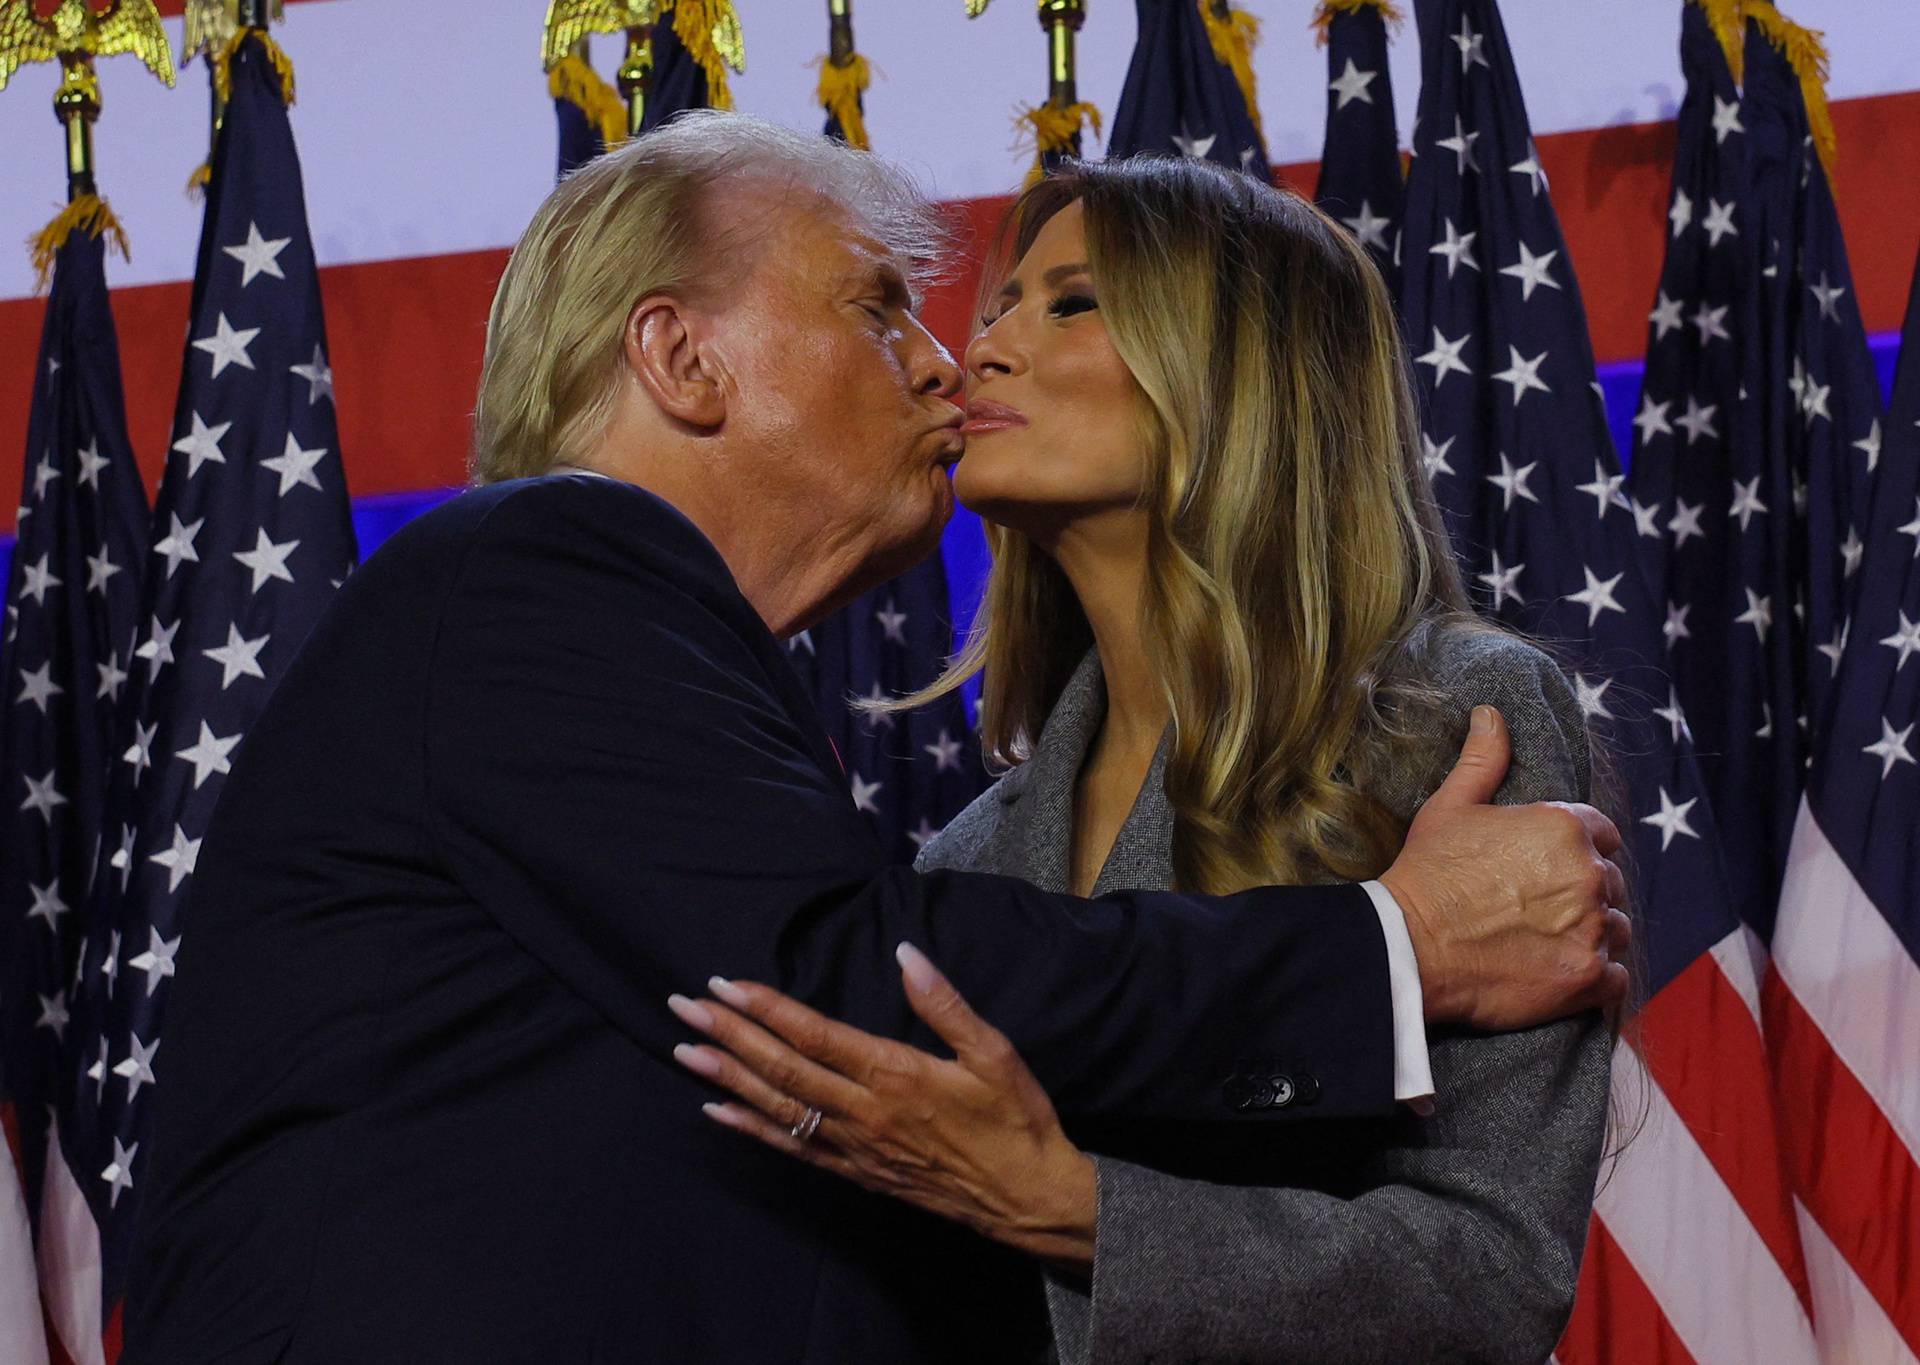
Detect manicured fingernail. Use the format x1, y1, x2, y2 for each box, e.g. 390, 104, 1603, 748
1471, 705, 1494, 735
673, 1043, 721, 1077
702, 1101, 741, 1127
896, 941, 938, 994
667, 993, 715, 1032
708, 975, 750, 1009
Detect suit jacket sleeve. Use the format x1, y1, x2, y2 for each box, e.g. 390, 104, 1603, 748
420, 480, 1398, 1124
1044, 633, 1613, 1364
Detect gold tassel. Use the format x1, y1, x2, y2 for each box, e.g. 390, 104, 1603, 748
672, 0, 747, 113
212, 28, 296, 107
816, 53, 872, 152
1309, 0, 1405, 47
1017, 101, 1102, 187
1688, 0, 1745, 83
1198, 1, 1264, 140
548, 52, 628, 150
1743, 1, 1836, 182
185, 160, 213, 199
28, 195, 130, 293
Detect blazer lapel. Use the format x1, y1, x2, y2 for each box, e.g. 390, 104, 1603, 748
1003, 650, 1180, 896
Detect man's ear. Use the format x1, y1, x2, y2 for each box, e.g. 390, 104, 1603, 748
623, 294, 726, 430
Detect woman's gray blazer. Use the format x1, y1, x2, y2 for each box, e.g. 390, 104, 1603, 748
916, 628, 1612, 1365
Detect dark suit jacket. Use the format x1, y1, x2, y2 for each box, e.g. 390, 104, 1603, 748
123, 474, 1402, 1364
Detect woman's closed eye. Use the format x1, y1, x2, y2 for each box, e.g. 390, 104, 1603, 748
979, 291, 1098, 330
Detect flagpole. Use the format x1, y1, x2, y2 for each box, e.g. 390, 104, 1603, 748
1041, 0, 1085, 140
618, 20, 656, 136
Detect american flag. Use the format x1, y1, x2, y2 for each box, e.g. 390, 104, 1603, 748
51, 31, 356, 1347
1621, 3, 1793, 936
1312, 0, 1403, 291
1766, 227, 1920, 1362
0, 220, 150, 1364
1625, 7, 1915, 1357
644, 6, 723, 135
785, 580, 987, 864
1396, 1, 1816, 1359
1106, 0, 1270, 178
555, 63, 611, 177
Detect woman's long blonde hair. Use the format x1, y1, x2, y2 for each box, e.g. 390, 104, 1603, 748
909, 156, 1490, 894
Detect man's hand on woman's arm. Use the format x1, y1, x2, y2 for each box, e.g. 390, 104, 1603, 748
1379, 704, 1631, 1031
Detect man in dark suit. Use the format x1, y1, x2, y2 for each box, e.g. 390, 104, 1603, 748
123, 114, 1626, 1363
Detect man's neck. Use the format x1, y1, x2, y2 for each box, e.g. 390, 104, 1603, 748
570, 448, 853, 640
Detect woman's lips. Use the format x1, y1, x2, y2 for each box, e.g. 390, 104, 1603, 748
961, 399, 1027, 436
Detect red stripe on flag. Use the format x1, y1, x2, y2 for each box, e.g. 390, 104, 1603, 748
1558, 1213, 1699, 1365
1764, 967, 1920, 1355
1, 1099, 22, 1179
103, 1298, 120, 1365
1634, 953, 1814, 1315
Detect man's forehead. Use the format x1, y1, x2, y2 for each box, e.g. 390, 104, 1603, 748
712, 177, 924, 302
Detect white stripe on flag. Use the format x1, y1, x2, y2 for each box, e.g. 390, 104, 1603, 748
36, 1121, 102, 1365
1795, 1198, 1918, 1365
1595, 1045, 1819, 1364
1773, 799, 1920, 1166
1708, 923, 1768, 1026
0, 1130, 49, 1365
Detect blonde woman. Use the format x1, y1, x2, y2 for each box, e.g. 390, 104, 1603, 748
671, 156, 1616, 1364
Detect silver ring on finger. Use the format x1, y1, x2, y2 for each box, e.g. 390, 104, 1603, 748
789, 1105, 823, 1144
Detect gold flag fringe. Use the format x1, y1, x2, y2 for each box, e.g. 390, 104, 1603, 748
1017, 101, 1102, 188
548, 52, 627, 150
1198, 2, 1265, 140
1688, 0, 1746, 83
213, 28, 297, 106
185, 160, 213, 199
1310, 0, 1405, 47
815, 53, 872, 152
673, 0, 745, 113
1743, 2, 1836, 182
29, 195, 129, 293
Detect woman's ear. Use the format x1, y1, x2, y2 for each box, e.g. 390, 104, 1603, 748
624, 294, 726, 430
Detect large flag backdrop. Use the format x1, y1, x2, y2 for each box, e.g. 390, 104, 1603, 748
0, 2, 1916, 1361
1765, 234, 1920, 1362
47, 27, 357, 1353
0, 216, 150, 1365
1395, 1, 1818, 1359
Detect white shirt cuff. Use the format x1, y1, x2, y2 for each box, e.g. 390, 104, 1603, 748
1361, 879, 1436, 1116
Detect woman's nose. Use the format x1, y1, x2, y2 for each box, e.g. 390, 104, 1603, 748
965, 322, 1018, 380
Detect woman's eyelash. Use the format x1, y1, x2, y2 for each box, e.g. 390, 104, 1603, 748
978, 292, 1097, 329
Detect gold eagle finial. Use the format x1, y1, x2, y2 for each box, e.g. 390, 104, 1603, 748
542, 0, 663, 71
179, 0, 283, 67
0, 0, 177, 92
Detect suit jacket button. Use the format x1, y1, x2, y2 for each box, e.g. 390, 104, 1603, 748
1268, 1074, 1296, 1108
1223, 1075, 1255, 1111
1294, 1074, 1320, 1105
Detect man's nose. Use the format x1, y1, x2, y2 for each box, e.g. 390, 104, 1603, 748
908, 320, 962, 399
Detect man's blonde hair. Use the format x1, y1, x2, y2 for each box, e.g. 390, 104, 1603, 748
472, 111, 949, 484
